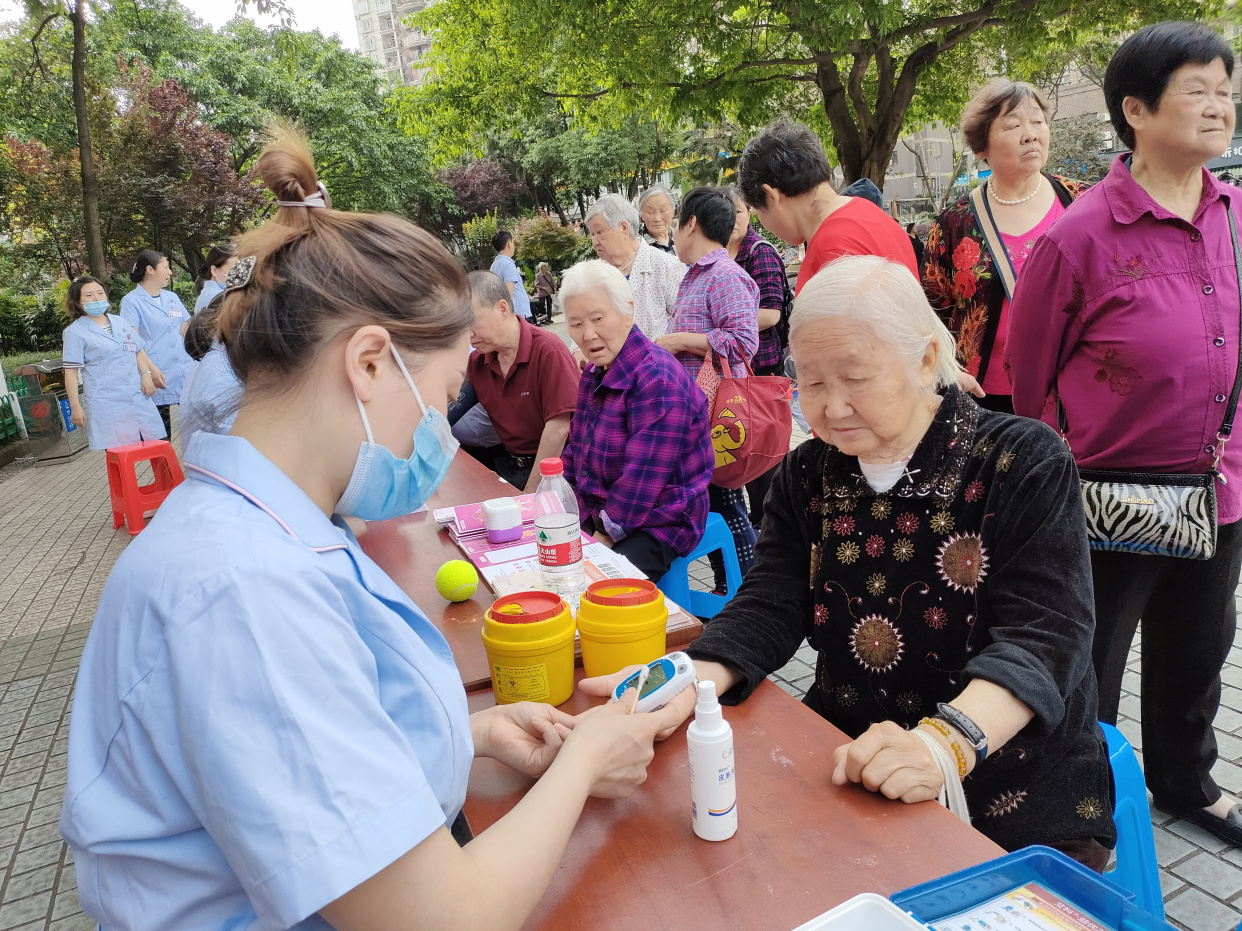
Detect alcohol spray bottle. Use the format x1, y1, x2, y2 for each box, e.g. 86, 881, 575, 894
687, 680, 737, 841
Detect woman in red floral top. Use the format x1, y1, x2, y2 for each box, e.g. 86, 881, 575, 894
922, 80, 1089, 414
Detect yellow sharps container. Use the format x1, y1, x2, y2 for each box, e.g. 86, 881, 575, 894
576, 579, 668, 678
481, 591, 575, 705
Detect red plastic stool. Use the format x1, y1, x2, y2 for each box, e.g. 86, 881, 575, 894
105, 440, 185, 535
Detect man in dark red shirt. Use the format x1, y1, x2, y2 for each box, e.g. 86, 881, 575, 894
466, 271, 580, 491
736, 120, 918, 295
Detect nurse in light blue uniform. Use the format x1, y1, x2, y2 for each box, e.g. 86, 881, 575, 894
120, 250, 193, 435
61, 276, 167, 449
193, 242, 238, 313
179, 300, 244, 446
61, 132, 684, 931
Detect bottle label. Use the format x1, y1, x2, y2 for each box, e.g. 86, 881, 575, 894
493, 662, 550, 702
536, 519, 581, 568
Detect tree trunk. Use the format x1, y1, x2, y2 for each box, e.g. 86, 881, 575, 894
540, 183, 569, 226
71, 0, 106, 279
576, 190, 587, 218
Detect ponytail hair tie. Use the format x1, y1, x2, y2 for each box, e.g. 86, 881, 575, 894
277, 181, 332, 210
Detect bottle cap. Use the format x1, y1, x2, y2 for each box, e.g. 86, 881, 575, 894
540, 458, 564, 476
694, 679, 724, 731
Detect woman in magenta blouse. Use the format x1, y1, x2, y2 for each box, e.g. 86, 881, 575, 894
1009, 22, 1242, 847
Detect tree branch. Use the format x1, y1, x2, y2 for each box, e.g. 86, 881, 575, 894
28, 13, 60, 79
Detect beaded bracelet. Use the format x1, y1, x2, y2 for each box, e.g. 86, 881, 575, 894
918, 716, 967, 780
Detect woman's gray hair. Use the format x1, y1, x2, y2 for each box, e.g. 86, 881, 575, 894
790, 255, 960, 390
584, 194, 641, 241
637, 183, 677, 214
558, 259, 635, 317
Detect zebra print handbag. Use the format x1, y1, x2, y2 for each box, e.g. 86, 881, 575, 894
1073, 208, 1242, 560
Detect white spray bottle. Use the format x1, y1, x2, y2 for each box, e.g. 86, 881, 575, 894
687, 680, 737, 841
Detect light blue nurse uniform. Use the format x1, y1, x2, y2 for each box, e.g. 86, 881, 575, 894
119, 286, 193, 404
178, 342, 243, 447
60, 432, 474, 930
61, 315, 166, 450
194, 279, 223, 312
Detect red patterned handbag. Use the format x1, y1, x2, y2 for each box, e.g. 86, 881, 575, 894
695, 347, 794, 489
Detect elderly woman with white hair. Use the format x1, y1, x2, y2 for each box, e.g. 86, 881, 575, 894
637, 184, 677, 253
559, 259, 714, 581
585, 194, 686, 342
593, 255, 1118, 865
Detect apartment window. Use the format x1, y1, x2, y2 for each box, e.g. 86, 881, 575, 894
383, 32, 397, 49
380, 13, 393, 29
359, 17, 371, 31
354, 0, 369, 13
376, 0, 391, 11
933, 142, 943, 158
364, 36, 375, 50
890, 149, 899, 169
385, 51, 398, 68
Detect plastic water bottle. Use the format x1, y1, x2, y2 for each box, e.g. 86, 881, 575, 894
533, 458, 585, 609
688, 680, 737, 841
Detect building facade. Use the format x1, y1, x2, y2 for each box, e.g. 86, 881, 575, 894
352, 0, 432, 87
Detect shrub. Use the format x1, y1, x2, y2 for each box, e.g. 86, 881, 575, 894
462, 211, 501, 270
514, 217, 587, 271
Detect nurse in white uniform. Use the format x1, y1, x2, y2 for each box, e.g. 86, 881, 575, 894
193, 242, 238, 312
62, 276, 167, 450
179, 301, 244, 447
61, 130, 684, 931
120, 249, 193, 437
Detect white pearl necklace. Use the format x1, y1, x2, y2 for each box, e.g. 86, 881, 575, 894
988, 175, 1043, 206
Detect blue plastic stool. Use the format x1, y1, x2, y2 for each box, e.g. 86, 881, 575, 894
1099, 722, 1165, 920
656, 513, 742, 619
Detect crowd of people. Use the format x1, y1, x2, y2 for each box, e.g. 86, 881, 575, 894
53, 19, 1242, 929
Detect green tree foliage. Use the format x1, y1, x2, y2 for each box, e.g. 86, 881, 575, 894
514, 217, 586, 270
461, 211, 500, 270
409, 0, 1231, 188
1047, 113, 1113, 184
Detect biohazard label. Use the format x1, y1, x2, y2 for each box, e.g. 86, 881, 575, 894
493, 663, 550, 702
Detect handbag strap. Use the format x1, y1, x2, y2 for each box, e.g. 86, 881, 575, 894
1217, 206, 1242, 457
967, 182, 1018, 302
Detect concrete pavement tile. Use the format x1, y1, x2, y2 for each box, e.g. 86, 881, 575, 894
1171, 851, 1242, 899
20, 823, 62, 850
1123, 671, 1142, 693
0, 786, 36, 810
1118, 694, 1142, 720
4, 865, 55, 902
1167, 819, 1231, 854
1152, 804, 1178, 827
1221, 686, 1242, 713
1214, 759, 1242, 795
10, 841, 60, 875
795, 645, 817, 665
1165, 887, 1242, 931
0, 825, 23, 850
20, 804, 57, 830
1217, 731, 1242, 763
0, 769, 42, 794
49, 915, 94, 931
788, 674, 813, 697
0, 805, 30, 830
1117, 718, 1143, 750
2, 753, 46, 777
1162, 868, 1186, 897
0, 890, 50, 929
775, 657, 812, 681
772, 679, 801, 697
49, 885, 80, 921
1155, 826, 1197, 867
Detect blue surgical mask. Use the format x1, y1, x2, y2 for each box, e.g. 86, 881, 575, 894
335, 345, 459, 520
83, 300, 109, 317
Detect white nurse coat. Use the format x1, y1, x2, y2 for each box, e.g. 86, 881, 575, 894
60, 432, 474, 930
194, 279, 223, 312
179, 342, 243, 446
61, 315, 166, 450
119, 286, 193, 404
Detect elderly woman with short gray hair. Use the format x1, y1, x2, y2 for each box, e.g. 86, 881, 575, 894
642, 255, 1116, 865
559, 259, 714, 581
585, 194, 686, 341
637, 184, 677, 253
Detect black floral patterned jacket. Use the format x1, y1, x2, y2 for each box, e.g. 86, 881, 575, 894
688, 387, 1116, 852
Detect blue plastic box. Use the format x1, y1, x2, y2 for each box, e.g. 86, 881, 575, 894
890, 846, 1174, 930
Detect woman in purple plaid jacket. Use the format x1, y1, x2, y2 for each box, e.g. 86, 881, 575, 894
559, 259, 716, 582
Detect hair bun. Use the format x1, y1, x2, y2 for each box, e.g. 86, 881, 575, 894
257, 129, 322, 208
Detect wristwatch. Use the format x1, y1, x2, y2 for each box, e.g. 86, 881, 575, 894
934, 702, 988, 769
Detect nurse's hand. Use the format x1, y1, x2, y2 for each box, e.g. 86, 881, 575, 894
151, 367, 166, 390
561, 697, 686, 798
70, 406, 85, 428
140, 373, 156, 397
472, 703, 576, 778
579, 659, 738, 741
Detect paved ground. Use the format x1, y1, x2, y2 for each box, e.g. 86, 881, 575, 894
3, 317, 1242, 930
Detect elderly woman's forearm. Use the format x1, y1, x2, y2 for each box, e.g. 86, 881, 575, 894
947, 678, 1034, 773
691, 660, 740, 697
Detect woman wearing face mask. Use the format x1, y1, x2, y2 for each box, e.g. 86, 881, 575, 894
60, 130, 685, 931
193, 242, 239, 312
61, 276, 167, 450
120, 249, 194, 436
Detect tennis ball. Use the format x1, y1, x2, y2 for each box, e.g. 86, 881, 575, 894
436, 560, 479, 603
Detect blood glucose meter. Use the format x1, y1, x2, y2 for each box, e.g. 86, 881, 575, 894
609, 652, 697, 713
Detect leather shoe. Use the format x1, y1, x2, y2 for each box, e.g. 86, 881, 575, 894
1173, 803, 1242, 847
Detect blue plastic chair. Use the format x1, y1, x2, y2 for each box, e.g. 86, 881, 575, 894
1099, 722, 1165, 920
656, 513, 742, 619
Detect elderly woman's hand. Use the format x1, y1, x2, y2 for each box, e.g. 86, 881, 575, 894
957, 370, 986, 399
831, 721, 950, 804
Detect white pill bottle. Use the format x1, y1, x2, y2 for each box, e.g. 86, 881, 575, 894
687, 680, 738, 841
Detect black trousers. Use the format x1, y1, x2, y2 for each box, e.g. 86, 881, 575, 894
1092, 518, 1242, 810
707, 484, 756, 592
494, 454, 534, 491
157, 404, 173, 437
746, 466, 778, 530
